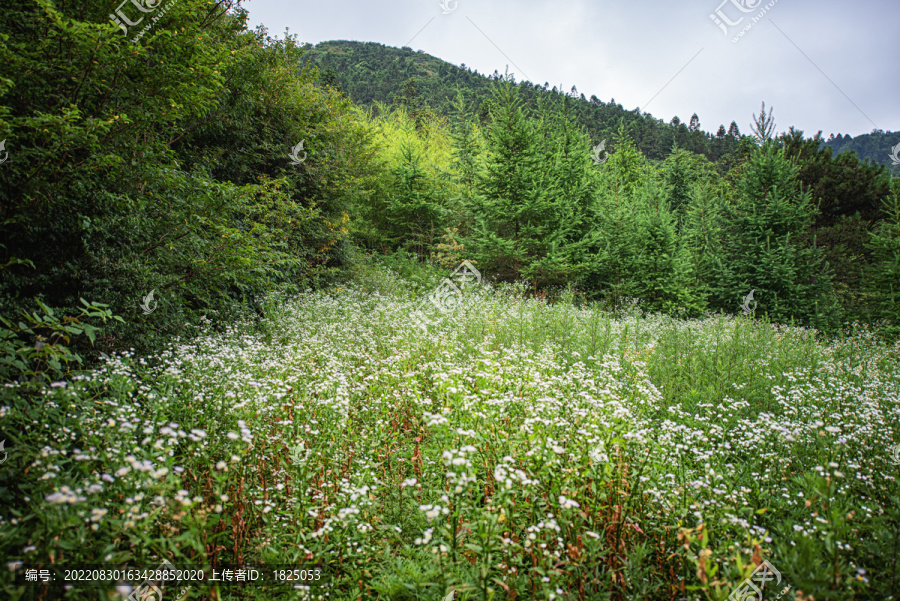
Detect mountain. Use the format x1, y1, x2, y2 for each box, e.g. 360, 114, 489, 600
299, 40, 745, 165
824, 130, 900, 176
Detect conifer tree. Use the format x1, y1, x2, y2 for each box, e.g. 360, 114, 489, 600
750, 101, 776, 145
526, 94, 594, 288
473, 81, 549, 283
663, 146, 693, 216
387, 141, 443, 256
683, 183, 727, 305
713, 144, 834, 324
449, 89, 481, 199
865, 189, 900, 338
629, 175, 706, 315
582, 126, 645, 305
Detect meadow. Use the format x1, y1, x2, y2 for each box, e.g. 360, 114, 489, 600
2, 268, 899, 601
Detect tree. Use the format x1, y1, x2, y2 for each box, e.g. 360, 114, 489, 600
750, 101, 776, 145
683, 183, 727, 306
712, 144, 835, 326
473, 81, 548, 283
0, 1, 370, 353
319, 66, 342, 93
865, 189, 900, 338
689, 113, 701, 132
663, 146, 693, 216
448, 89, 483, 236
628, 176, 706, 316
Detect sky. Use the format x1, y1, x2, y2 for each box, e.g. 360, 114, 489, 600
242, 0, 899, 139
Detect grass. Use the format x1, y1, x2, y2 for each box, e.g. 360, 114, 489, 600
2, 270, 899, 601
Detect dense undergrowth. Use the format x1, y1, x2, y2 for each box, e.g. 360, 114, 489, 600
2, 267, 899, 601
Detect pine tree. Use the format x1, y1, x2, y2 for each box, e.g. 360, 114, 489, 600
387, 141, 443, 256
683, 183, 727, 306
713, 144, 834, 324
689, 113, 701, 132
449, 89, 482, 214
582, 126, 646, 305
605, 122, 644, 199
526, 94, 594, 289
663, 146, 693, 216
473, 81, 549, 284
750, 101, 776, 145
865, 189, 900, 338
629, 175, 706, 315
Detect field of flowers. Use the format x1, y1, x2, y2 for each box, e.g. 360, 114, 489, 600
2, 271, 900, 601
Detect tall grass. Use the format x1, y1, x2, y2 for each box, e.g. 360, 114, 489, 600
2, 278, 899, 600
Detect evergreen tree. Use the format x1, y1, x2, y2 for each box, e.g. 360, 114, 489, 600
683, 182, 727, 306
689, 113, 701, 132
449, 89, 482, 214
605, 123, 644, 199
865, 189, 900, 338
713, 144, 835, 325
473, 81, 550, 284
663, 147, 694, 216
629, 175, 706, 315
388, 141, 444, 256
750, 101, 776, 145
582, 127, 646, 305
527, 94, 594, 288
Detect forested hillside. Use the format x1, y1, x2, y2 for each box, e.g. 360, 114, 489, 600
3, 4, 900, 601
2, 18, 899, 369
825, 129, 900, 176
300, 40, 745, 165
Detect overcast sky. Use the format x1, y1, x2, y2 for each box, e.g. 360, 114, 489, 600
243, 0, 898, 138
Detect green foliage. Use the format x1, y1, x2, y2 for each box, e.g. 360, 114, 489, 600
865, 189, 900, 339
353, 104, 457, 256
472, 81, 589, 289
825, 128, 900, 175
713, 144, 836, 326
0, 298, 122, 384
301, 41, 740, 163
683, 183, 728, 305
5, 288, 899, 601
629, 177, 706, 316
0, 1, 368, 356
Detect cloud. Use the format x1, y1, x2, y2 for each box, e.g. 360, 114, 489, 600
245, 0, 899, 136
